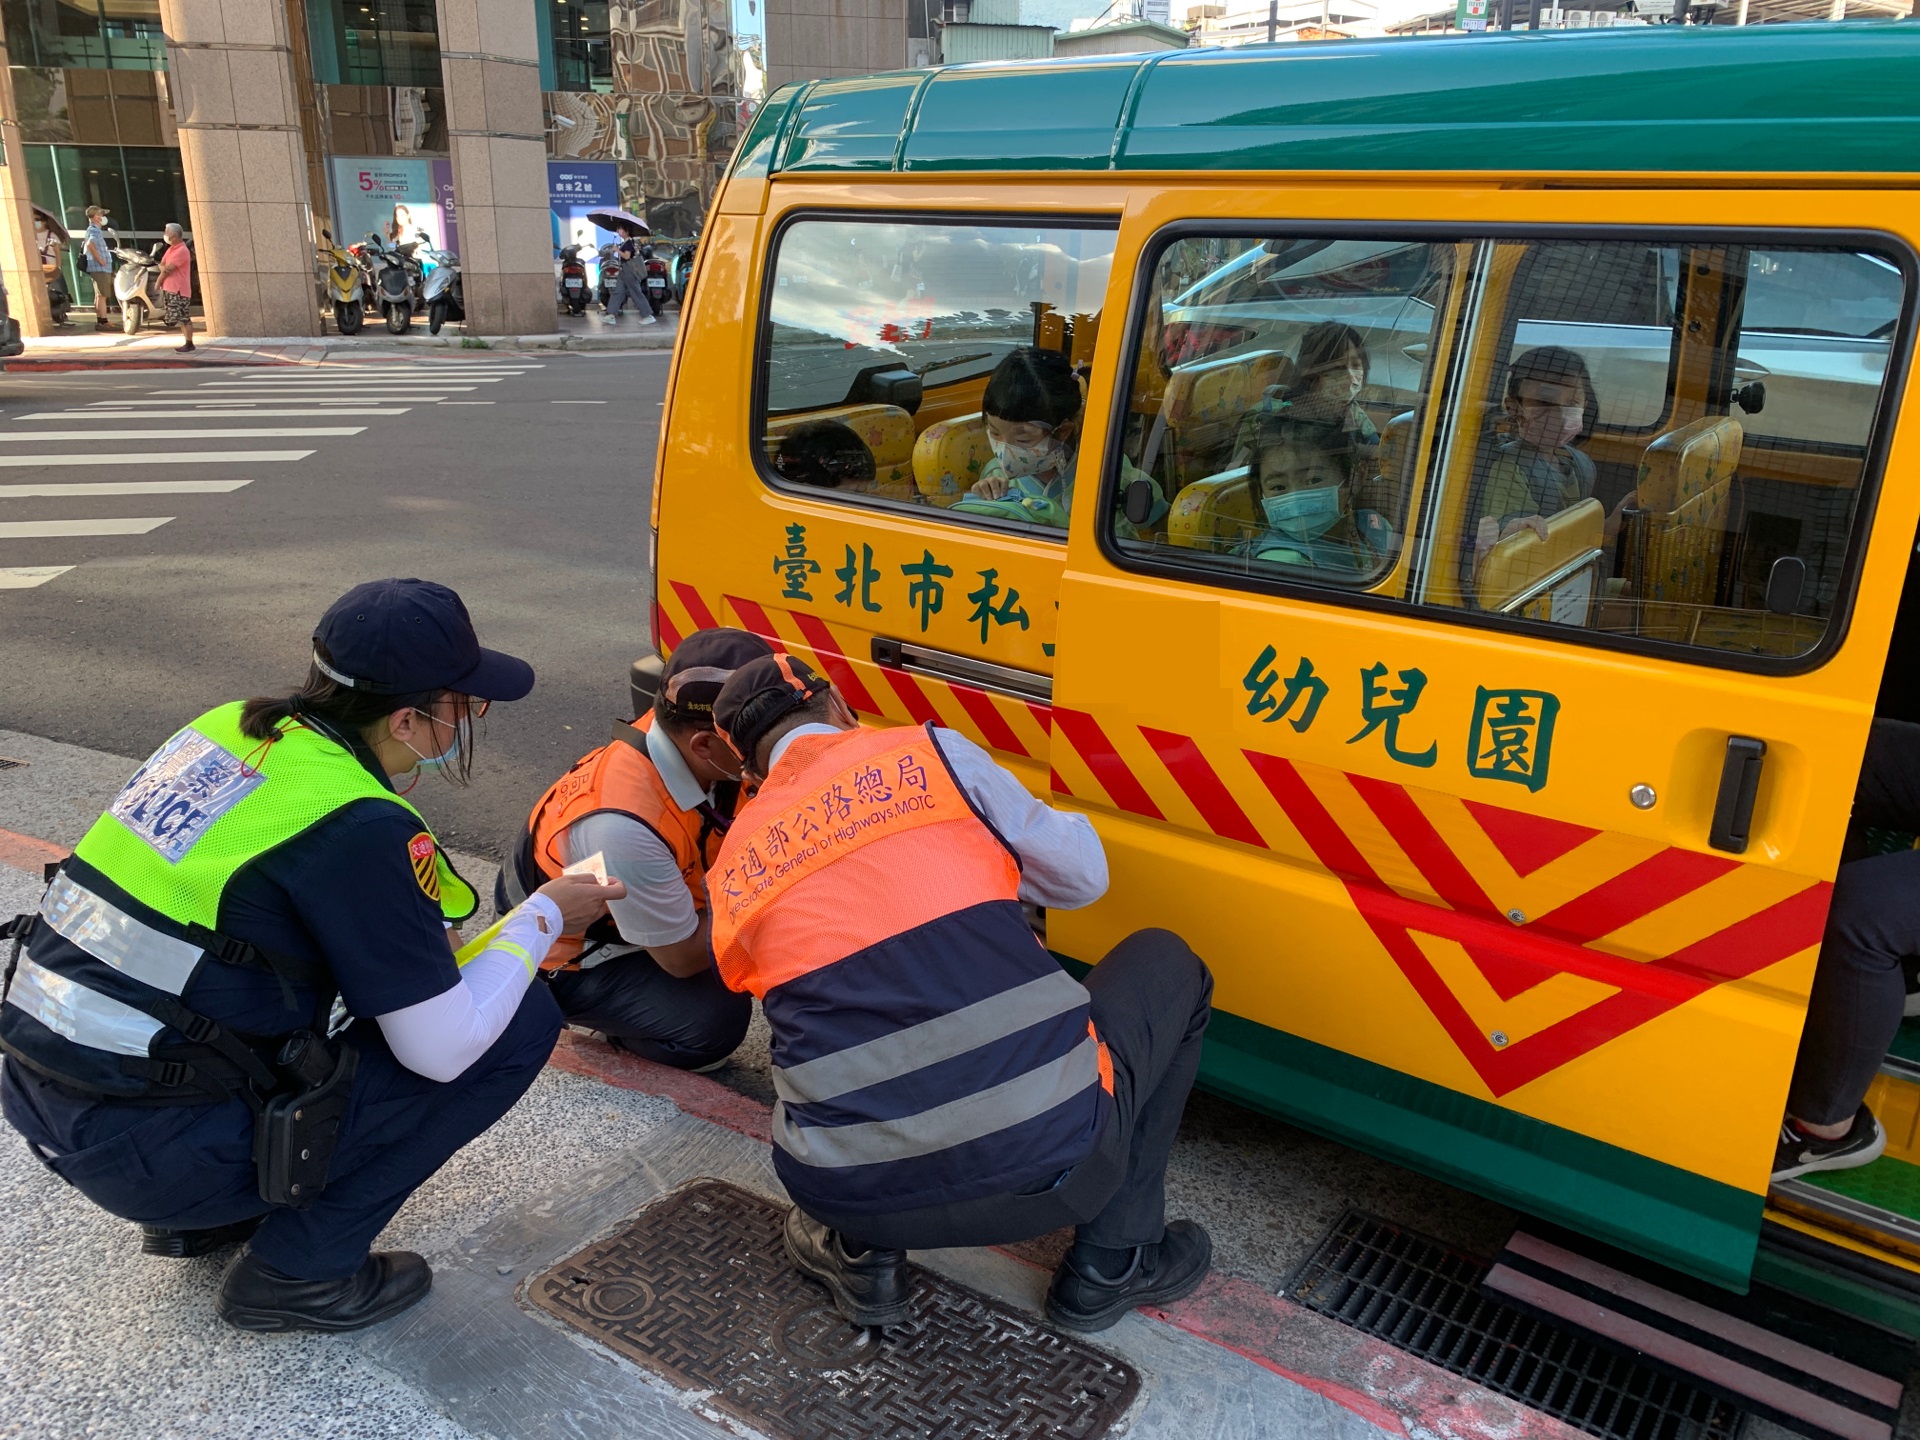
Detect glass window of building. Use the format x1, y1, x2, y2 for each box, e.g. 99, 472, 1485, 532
547, 0, 611, 93
2, 0, 167, 72
305, 0, 442, 88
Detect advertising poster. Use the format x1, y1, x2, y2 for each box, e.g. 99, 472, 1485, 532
1455, 0, 1490, 28
549, 161, 622, 281
328, 157, 458, 253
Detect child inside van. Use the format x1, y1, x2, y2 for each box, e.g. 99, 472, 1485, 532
957, 346, 1166, 536
1238, 414, 1393, 574
1229, 321, 1382, 471
775, 420, 878, 494
1472, 346, 1601, 561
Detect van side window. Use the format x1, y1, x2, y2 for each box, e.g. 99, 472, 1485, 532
1110, 236, 1462, 587
1107, 232, 1909, 668
757, 217, 1118, 537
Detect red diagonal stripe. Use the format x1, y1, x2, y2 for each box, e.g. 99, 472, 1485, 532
723, 595, 784, 650
1243, 750, 1376, 882
787, 611, 882, 716
1050, 768, 1075, 797
951, 684, 1028, 757
1350, 774, 1498, 918
874, 663, 944, 726
1053, 707, 1164, 820
653, 600, 682, 652
1532, 848, 1743, 946
1656, 879, 1833, 985
671, 580, 719, 632
1141, 728, 1267, 849
1028, 702, 1053, 734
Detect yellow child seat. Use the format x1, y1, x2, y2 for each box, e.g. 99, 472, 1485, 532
1476, 498, 1607, 623
1167, 466, 1259, 553
1626, 415, 1743, 607
765, 404, 917, 501
913, 412, 995, 508
1157, 350, 1294, 493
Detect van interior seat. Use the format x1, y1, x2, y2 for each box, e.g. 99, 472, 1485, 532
1476, 497, 1607, 619
766, 403, 917, 496
1158, 349, 1296, 492
913, 411, 994, 508
1628, 415, 1744, 607
1168, 465, 1259, 552
1354, 408, 1418, 522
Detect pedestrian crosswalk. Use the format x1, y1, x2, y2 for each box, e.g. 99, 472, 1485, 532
0, 358, 544, 590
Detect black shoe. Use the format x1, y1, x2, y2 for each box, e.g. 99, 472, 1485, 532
217, 1246, 432, 1333
1045, 1220, 1213, 1333
1772, 1106, 1887, 1183
782, 1206, 911, 1329
140, 1215, 263, 1258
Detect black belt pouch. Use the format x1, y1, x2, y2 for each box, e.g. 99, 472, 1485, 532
253, 1035, 359, 1209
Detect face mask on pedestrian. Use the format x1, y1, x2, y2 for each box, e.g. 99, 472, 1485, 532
988, 427, 1070, 482
1261, 484, 1343, 541
1516, 402, 1585, 452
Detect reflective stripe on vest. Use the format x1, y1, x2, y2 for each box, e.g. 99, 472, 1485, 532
8, 954, 165, 1057
711, 724, 1107, 1216
522, 713, 709, 970
41, 870, 202, 995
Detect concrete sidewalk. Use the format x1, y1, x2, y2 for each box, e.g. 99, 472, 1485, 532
2, 307, 677, 371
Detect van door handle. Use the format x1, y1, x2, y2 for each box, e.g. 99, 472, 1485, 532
1708, 736, 1767, 855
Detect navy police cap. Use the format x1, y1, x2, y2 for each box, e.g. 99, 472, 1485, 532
312, 578, 534, 701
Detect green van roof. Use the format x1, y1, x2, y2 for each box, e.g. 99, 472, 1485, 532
728, 23, 1920, 180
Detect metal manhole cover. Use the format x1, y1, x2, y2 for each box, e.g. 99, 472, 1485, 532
527, 1179, 1139, 1440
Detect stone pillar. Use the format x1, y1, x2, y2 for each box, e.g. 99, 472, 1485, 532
435, 0, 552, 337
157, 0, 320, 338
0, 34, 54, 338
437, 0, 552, 337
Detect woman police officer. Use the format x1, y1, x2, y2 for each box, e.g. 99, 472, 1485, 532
0, 579, 622, 1333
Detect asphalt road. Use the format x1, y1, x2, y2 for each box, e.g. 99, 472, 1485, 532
0, 353, 667, 855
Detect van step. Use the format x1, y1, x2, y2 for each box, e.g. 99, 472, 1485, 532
1775, 1155, 1920, 1258
1880, 1020, 1920, 1085
1485, 1228, 1907, 1440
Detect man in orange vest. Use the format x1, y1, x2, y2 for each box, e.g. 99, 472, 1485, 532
500, 630, 768, 1069
708, 654, 1215, 1333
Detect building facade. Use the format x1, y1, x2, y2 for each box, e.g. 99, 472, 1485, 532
0, 0, 743, 336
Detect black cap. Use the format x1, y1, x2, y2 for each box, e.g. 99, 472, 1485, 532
712, 653, 831, 762
656, 628, 774, 721
312, 578, 534, 701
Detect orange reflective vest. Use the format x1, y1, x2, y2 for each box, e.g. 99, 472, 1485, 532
521, 714, 722, 970
711, 723, 1110, 1218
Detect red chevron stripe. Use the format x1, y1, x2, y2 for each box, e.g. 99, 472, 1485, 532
671, 580, 719, 632
1532, 848, 1742, 945
1028, 702, 1053, 734
787, 610, 882, 716
1053, 707, 1164, 820
1350, 773, 1499, 918
1242, 750, 1375, 880
1050, 768, 1074, 797
1141, 728, 1267, 849
874, 662, 944, 726
653, 600, 682, 652
723, 595, 784, 650
952, 683, 1028, 757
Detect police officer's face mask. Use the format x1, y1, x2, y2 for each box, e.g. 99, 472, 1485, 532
403, 708, 461, 772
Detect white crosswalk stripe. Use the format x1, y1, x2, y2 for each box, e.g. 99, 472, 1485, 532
2, 358, 546, 591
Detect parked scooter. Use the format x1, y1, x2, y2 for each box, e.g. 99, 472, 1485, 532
420, 240, 463, 335
363, 232, 420, 335
45, 273, 71, 327
640, 244, 671, 318
318, 229, 365, 335
595, 241, 624, 311
558, 244, 590, 314
670, 232, 698, 307
111, 243, 164, 335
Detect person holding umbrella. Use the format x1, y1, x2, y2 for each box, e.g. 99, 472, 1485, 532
589, 208, 655, 328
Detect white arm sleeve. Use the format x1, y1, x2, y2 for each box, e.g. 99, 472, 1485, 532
376, 893, 563, 1083
930, 727, 1110, 910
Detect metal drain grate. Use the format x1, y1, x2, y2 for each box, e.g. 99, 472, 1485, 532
527, 1179, 1139, 1440
1287, 1212, 1744, 1440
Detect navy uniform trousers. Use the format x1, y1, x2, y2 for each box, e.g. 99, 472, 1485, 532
2, 984, 562, 1281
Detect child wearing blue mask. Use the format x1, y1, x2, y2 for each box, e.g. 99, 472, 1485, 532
1239, 416, 1393, 574
956, 347, 1165, 536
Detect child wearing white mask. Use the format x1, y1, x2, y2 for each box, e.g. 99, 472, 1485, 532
1238, 416, 1393, 575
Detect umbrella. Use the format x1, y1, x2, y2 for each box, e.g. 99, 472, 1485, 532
586, 207, 649, 237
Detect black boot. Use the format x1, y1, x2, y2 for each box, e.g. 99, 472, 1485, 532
140, 1215, 264, 1258
217, 1245, 432, 1333
1045, 1220, 1212, 1333
782, 1206, 911, 1329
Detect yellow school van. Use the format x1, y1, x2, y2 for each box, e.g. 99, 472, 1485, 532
650, 24, 1920, 1331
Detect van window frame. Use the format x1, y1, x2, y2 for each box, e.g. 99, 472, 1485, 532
1094, 219, 1920, 678
750, 205, 1124, 545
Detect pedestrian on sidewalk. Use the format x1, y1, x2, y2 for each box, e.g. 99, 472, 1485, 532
82, 205, 114, 330
158, 222, 195, 352
706, 656, 1215, 1335
0, 579, 624, 1334
604, 233, 656, 327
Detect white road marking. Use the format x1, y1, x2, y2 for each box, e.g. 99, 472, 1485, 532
20, 408, 411, 418
0, 517, 172, 538
0, 450, 312, 467
0, 565, 73, 588
0, 428, 364, 441
0, 479, 251, 498
439, 401, 494, 405
553, 399, 606, 404
195, 380, 484, 389
227, 374, 506, 383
